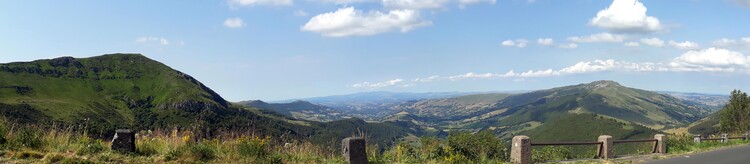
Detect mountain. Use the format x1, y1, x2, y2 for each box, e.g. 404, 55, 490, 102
238, 100, 345, 122
0, 54, 411, 146
659, 91, 728, 110
273, 91, 480, 118
379, 80, 712, 140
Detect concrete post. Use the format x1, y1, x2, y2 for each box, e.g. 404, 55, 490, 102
342, 137, 367, 164
693, 135, 701, 143
721, 133, 729, 143
654, 134, 667, 154
111, 129, 136, 153
511, 136, 531, 164
743, 133, 749, 140
597, 135, 613, 159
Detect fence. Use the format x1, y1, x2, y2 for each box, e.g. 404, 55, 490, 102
510, 134, 667, 164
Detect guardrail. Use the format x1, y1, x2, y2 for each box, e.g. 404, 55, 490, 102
510, 134, 667, 164
693, 133, 749, 143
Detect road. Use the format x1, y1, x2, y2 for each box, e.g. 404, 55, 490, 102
646, 145, 750, 164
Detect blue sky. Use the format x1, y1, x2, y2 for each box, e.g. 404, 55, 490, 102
1, 0, 750, 101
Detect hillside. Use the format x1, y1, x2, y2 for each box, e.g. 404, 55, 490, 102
0, 54, 410, 146
377, 80, 712, 140
238, 100, 345, 122
275, 91, 478, 119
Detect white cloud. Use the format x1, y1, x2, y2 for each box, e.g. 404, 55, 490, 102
712, 37, 750, 49
353, 49, 750, 88
413, 75, 441, 82
317, 0, 371, 4
383, 0, 450, 9
223, 17, 245, 28
624, 42, 640, 47
229, 0, 293, 6
669, 48, 750, 72
640, 37, 664, 47
590, 0, 663, 33
135, 36, 170, 46
294, 10, 309, 17
352, 79, 406, 89
568, 33, 626, 43
537, 38, 554, 46
501, 39, 529, 48
558, 43, 578, 49
668, 40, 700, 50
301, 7, 431, 37
458, 0, 496, 9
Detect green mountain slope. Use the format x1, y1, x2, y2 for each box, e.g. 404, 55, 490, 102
377, 80, 711, 141
0, 54, 411, 146
239, 100, 345, 122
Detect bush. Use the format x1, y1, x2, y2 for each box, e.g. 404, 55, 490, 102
12, 127, 45, 149
137, 138, 165, 156
446, 131, 506, 161
532, 146, 573, 163
76, 137, 106, 155
237, 137, 269, 159
165, 142, 217, 162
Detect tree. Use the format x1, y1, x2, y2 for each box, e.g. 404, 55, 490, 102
719, 90, 750, 134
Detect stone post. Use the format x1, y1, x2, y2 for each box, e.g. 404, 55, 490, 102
511, 136, 531, 164
721, 133, 729, 143
597, 135, 613, 159
342, 137, 367, 164
111, 129, 136, 153
693, 135, 701, 143
654, 134, 667, 154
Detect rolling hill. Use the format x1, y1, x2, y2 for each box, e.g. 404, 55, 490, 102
0, 54, 411, 146
238, 100, 345, 122
381, 80, 713, 139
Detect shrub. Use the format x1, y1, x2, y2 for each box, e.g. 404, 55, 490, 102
165, 142, 217, 162
237, 137, 269, 159
137, 138, 165, 156
76, 138, 106, 155
532, 146, 573, 163
446, 131, 506, 161
12, 127, 45, 149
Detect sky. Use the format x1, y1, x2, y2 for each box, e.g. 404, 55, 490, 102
1, 0, 750, 101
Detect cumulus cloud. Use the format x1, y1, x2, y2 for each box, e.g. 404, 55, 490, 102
590, 0, 663, 33
537, 38, 555, 46
640, 38, 664, 47
349, 48, 750, 89
568, 33, 626, 43
135, 36, 170, 46
301, 7, 431, 37
229, 0, 292, 6
383, 0, 450, 9
501, 39, 529, 48
223, 17, 245, 28
458, 0, 496, 9
668, 40, 700, 50
669, 48, 750, 72
558, 43, 579, 49
351, 79, 407, 89
624, 42, 640, 47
